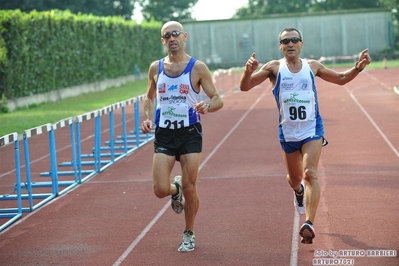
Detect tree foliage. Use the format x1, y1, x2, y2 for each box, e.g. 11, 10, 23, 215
136, 0, 198, 23
0, 0, 136, 19
235, 0, 398, 20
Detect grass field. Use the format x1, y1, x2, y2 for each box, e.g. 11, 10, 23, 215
0, 59, 398, 137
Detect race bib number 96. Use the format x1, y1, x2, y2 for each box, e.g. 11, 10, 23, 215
159, 104, 189, 129
281, 91, 314, 122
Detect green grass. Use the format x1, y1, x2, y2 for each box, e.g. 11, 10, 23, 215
324, 59, 399, 69
0, 79, 147, 136
1, 59, 398, 137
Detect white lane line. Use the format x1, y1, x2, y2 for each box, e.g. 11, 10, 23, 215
345, 85, 399, 158
290, 211, 300, 266
113, 90, 269, 266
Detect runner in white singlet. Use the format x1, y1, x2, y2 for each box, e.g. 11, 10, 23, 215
240, 27, 371, 245
141, 21, 224, 252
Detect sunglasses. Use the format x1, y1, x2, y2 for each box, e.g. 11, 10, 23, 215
279, 37, 302, 44
162, 30, 184, 39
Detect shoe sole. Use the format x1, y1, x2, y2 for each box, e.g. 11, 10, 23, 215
178, 247, 195, 252
300, 225, 315, 244
172, 199, 184, 214
171, 176, 184, 214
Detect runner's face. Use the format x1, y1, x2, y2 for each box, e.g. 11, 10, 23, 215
279, 31, 303, 58
161, 25, 186, 52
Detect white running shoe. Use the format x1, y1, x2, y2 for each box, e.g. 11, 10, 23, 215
171, 175, 184, 214
294, 183, 306, 215
178, 230, 195, 252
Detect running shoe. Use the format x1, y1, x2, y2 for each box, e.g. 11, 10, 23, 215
294, 183, 306, 215
300, 221, 315, 244
178, 230, 195, 252
171, 175, 184, 214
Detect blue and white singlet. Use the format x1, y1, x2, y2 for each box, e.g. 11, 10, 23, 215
272, 58, 324, 142
154, 57, 201, 129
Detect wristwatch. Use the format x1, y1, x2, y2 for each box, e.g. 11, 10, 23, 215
354, 61, 363, 72
206, 103, 211, 112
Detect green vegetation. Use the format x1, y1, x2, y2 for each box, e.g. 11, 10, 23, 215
0, 79, 147, 136
0, 59, 398, 137
324, 59, 399, 69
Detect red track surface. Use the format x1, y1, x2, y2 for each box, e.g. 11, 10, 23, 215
0, 68, 398, 266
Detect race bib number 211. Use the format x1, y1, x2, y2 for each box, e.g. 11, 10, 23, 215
159, 104, 189, 129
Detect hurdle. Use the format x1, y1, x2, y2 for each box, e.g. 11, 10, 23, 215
38, 117, 80, 196
72, 110, 100, 183
16, 123, 60, 211
0, 94, 156, 222
119, 95, 155, 151
70, 96, 154, 183
0, 132, 23, 232
111, 96, 155, 150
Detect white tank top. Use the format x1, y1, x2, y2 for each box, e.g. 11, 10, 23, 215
272, 58, 324, 142
155, 57, 201, 129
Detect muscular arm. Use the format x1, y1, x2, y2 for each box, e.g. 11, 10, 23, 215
193, 61, 223, 113
312, 48, 371, 85
239, 53, 278, 91
141, 61, 158, 133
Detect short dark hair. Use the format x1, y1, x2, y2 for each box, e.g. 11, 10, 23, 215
279, 28, 303, 40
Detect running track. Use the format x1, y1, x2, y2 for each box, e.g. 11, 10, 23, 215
0, 68, 398, 265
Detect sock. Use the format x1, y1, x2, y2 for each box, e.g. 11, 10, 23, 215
172, 184, 180, 199
295, 184, 303, 195
304, 220, 313, 226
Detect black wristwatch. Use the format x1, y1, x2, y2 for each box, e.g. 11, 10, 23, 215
354, 61, 363, 72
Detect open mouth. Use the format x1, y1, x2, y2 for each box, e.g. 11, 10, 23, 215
169, 42, 178, 48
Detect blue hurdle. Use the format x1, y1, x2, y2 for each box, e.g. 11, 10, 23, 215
0, 132, 23, 232
122, 96, 155, 149
67, 96, 155, 183
73, 110, 100, 183
0, 93, 156, 229
18, 123, 57, 211
38, 118, 80, 196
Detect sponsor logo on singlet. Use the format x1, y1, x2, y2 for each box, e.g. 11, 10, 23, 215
158, 83, 166, 93
179, 84, 189, 94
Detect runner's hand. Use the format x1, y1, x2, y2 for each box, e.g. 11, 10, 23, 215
194, 101, 209, 114
245, 53, 259, 73
141, 119, 153, 134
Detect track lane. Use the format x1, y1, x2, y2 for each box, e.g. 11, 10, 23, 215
0, 69, 397, 266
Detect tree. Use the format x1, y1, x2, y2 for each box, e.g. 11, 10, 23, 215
235, 0, 312, 18
310, 0, 384, 11
234, 0, 398, 19
136, 0, 198, 23
0, 0, 136, 19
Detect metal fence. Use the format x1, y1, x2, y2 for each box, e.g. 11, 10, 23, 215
184, 10, 394, 68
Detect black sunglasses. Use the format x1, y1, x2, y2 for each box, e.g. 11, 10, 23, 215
162, 30, 183, 39
280, 37, 302, 44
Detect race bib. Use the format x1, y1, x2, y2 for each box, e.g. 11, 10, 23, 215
281, 91, 314, 122
159, 104, 189, 129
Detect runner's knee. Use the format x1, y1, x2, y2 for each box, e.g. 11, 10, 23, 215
153, 183, 170, 198
303, 168, 317, 183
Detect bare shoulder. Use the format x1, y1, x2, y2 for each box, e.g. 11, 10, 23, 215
193, 59, 210, 74
262, 59, 280, 70
306, 58, 322, 67
149, 60, 159, 70
148, 60, 159, 75
259, 59, 280, 78
306, 58, 327, 76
